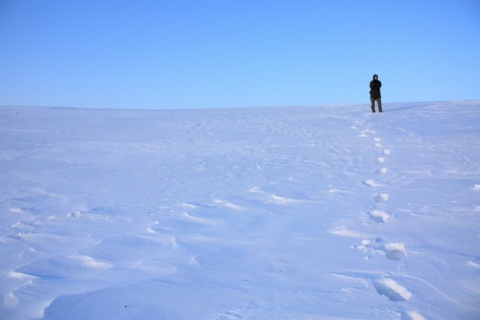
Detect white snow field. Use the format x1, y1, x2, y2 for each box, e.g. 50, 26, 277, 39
1, 101, 479, 319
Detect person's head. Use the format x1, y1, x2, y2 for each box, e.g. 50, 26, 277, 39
373, 74, 378, 80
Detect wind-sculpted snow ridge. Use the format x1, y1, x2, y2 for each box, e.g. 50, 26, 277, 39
0, 101, 479, 319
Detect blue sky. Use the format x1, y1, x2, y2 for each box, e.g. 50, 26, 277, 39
1, 0, 479, 109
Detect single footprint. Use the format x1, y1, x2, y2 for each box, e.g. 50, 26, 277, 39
401, 310, 426, 320
384, 242, 406, 260
376, 167, 388, 175
373, 278, 411, 301
369, 210, 390, 222
363, 179, 381, 187
375, 193, 389, 202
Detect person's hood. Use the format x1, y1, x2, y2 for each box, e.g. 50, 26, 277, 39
373, 74, 378, 79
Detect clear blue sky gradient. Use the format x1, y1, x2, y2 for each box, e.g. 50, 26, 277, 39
1, 0, 479, 109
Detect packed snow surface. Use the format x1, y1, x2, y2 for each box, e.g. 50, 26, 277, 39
1, 101, 479, 319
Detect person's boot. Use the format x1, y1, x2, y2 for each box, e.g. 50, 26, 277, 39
371, 106, 375, 113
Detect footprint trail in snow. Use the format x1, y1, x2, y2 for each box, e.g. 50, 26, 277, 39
347, 121, 421, 317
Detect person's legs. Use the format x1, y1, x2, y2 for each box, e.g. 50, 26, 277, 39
377, 98, 382, 112
370, 98, 376, 112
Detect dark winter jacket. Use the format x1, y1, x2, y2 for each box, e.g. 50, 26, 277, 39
370, 79, 382, 99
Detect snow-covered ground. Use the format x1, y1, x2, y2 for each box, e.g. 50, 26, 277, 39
1, 101, 479, 319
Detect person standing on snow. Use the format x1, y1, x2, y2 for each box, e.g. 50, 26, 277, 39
370, 74, 382, 113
